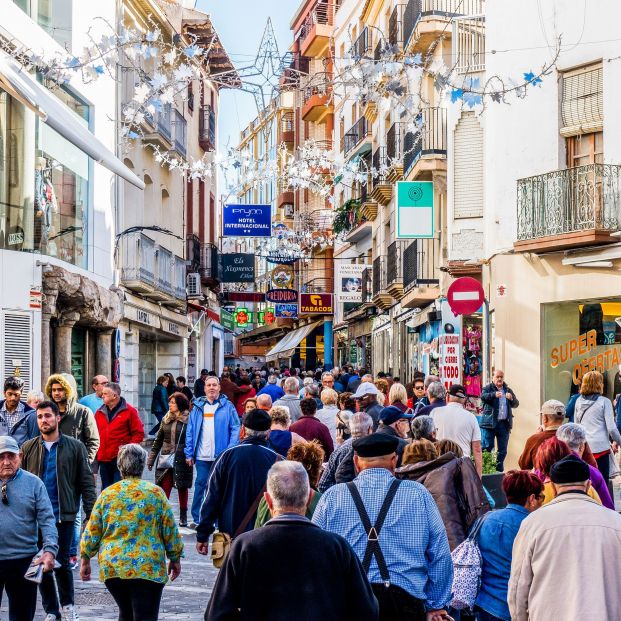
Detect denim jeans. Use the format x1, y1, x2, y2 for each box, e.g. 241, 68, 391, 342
70, 500, 82, 558
481, 420, 511, 471
191, 459, 213, 524
40, 521, 75, 617
99, 459, 121, 490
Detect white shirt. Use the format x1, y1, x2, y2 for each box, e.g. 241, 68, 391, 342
197, 401, 218, 461
316, 405, 339, 443
431, 403, 481, 457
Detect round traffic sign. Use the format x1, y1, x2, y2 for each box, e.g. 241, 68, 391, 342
447, 277, 485, 316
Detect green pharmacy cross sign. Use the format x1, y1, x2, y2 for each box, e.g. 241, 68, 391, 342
396, 181, 434, 239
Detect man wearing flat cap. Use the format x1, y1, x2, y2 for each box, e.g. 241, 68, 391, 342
196, 409, 281, 553
313, 433, 453, 621
509, 454, 621, 620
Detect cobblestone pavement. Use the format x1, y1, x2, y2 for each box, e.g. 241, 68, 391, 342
1, 468, 218, 621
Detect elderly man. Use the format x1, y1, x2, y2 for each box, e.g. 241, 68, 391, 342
94, 383, 144, 490
185, 376, 240, 529
518, 400, 597, 470
22, 401, 96, 621
313, 434, 453, 620
415, 382, 446, 417
377, 406, 411, 466
353, 382, 383, 430
257, 374, 285, 402
320, 372, 338, 394
205, 461, 378, 621
196, 409, 281, 550
480, 370, 519, 472
273, 377, 303, 422
509, 454, 621, 620
556, 423, 614, 509
319, 412, 374, 492
78, 375, 109, 414
0, 435, 57, 621
431, 384, 482, 476
256, 393, 273, 412
0, 376, 38, 446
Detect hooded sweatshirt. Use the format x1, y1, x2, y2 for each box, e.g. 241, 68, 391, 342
45, 373, 100, 463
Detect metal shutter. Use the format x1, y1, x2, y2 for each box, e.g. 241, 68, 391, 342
454, 111, 484, 218
2, 311, 32, 393
561, 64, 603, 137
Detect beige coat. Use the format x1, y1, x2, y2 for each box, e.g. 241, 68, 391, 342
509, 492, 621, 620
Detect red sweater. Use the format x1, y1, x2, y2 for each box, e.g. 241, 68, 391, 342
95, 399, 144, 462
518, 428, 597, 469
290, 415, 334, 458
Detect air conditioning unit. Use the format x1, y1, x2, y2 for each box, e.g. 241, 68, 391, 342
186, 272, 202, 298
283, 204, 294, 219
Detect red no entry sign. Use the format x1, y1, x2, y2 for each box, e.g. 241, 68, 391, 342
447, 277, 485, 316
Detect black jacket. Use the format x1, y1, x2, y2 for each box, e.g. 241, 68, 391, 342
480, 382, 520, 429
377, 424, 408, 466
21, 433, 97, 522
204, 517, 378, 621
151, 385, 169, 416
197, 436, 281, 542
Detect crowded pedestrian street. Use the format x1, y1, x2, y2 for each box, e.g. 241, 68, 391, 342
3, 0, 621, 620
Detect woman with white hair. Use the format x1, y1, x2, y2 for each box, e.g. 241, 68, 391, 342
556, 423, 615, 510
80, 444, 183, 619
316, 388, 339, 443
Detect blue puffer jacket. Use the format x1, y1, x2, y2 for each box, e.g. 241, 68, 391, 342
0, 401, 38, 446
184, 395, 240, 461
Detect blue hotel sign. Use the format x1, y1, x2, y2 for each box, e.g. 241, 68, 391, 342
223, 204, 272, 237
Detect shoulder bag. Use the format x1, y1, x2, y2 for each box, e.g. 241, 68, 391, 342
157, 421, 184, 470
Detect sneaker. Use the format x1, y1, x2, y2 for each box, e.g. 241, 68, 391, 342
189, 522, 198, 530
44, 615, 58, 621
69, 555, 78, 570
61, 605, 80, 621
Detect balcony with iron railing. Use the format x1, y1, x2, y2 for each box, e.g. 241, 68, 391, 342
199, 104, 216, 152
152, 247, 174, 300
173, 109, 187, 157
341, 116, 371, 157
297, 0, 335, 58
279, 111, 295, 144
200, 243, 220, 287
401, 239, 441, 307
143, 105, 172, 149
386, 241, 408, 299
515, 163, 621, 253
453, 15, 486, 74
386, 121, 405, 181
389, 4, 407, 49
370, 147, 392, 206
372, 256, 393, 309
403, 107, 447, 176
120, 232, 156, 294
301, 72, 333, 123
280, 53, 310, 88
403, 0, 484, 53
350, 27, 372, 61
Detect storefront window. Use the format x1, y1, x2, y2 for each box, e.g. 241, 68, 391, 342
544, 299, 621, 404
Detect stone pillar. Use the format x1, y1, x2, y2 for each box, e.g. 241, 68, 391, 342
54, 312, 80, 374
41, 312, 53, 384
97, 329, 115, 378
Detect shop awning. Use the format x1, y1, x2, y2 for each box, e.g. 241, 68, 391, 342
0, 52, 145, 190
265, 321, 322, 360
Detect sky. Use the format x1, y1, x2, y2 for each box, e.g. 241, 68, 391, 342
196, 0, 300, 156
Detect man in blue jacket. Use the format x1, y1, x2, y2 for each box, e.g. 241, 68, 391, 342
196, 409, 281, 549
0, 376, 38, 447
185, 376, 240, 528
256, 374, 285, 402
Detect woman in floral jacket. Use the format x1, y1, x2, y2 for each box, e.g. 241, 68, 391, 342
80, 443, 183, 620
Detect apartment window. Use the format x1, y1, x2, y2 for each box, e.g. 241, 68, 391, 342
566, 132, 603, 167
187, 81, 194, 112
561, 64, 603, 137
454, 111, 484, 218
13, 0, 73, 50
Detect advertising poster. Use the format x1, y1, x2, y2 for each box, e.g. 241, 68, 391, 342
335, 263, 368, 303
220, 253, 255, 282
439, 299, 462, 391
275, 303, 298, 319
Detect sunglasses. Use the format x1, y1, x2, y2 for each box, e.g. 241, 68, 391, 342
1, 484, 7, 505
414, 386, 425, 391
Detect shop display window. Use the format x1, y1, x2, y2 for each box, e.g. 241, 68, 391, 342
544, 299, 621, 404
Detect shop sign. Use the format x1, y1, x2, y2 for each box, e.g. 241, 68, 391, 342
266, 289, 298, 303
163, 321, 182, 337
221, 309, 235, 331
235, 307, 252, 327
265, 309, 276, 325
223, 204, 272, 237
220, 253, 255, 282
300, 293, 333, 314
350, 340, 358, 364
447, 277, 485, 316
29, 288, 42, 309
439, 300, 462, 390
125, 304, 158, 327
271, 264, 294, 289
336, 263, 368, 303
275, 303, 298, 319
396, 181, 434, 238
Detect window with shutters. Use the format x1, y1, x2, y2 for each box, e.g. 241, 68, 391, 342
2, 312, 32, 393
453, 111, 484, 219
561, 64, 603, 137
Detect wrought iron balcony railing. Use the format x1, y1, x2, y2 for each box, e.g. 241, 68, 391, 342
387, 122, 404, 163
403, 239, 440, 289
341, 116, 370, 155
372, 256, 388, 295
199, 104, 216, 152
403, 107, 447, 174
389, 4, 406, 47
361, 267, 373, 303
350, 27, 372, 60
200, 243, 220, 284
387, 241, 406, 286
372, 147, 388, 186
297, 1, 335, 45
516, 164, 621, 241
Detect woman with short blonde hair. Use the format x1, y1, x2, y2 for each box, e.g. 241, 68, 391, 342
389, 383, 409, 413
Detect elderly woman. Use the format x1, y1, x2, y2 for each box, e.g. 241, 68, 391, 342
316, 388, 339, 443
255, 440, 325, 527
410, 415, 436, 442
147, 392, 193, 526
268, 405, 304, 457
534, 436, 601, 505
574, 370, 621, 480
474, 470, 544, 621
556, 423, 614, 509
25, 390, 45, 409
80, 444, 183, 620
335, 392, 355, 445
388, 382, 410, 414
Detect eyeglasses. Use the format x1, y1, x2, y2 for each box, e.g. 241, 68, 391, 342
1, 484, 8, 505
414, 386, 425, 391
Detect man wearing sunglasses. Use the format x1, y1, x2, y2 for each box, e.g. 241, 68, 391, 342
0, 435, 57, 621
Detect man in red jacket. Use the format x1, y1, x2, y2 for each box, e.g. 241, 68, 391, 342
95, 383, 144, 489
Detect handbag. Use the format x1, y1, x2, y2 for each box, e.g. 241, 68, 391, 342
449, 513, 489, 610
211, 484, 267, 569
156, 422, 184, 470
609, 450, 620, 479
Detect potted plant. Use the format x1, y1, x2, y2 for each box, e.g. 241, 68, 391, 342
481, 451, 507, 509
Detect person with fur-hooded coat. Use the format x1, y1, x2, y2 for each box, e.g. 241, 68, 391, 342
44, 373, 100, 464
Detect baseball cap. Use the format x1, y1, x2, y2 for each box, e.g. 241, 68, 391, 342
353, 382, 380, 399
448, 384, 467, 399
0, 436, 20, 455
